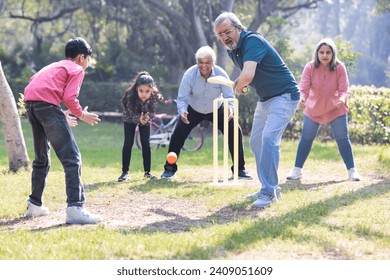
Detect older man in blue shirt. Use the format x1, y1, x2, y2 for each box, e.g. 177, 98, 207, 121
214, 12, 300, 208
161, 46, 252, 180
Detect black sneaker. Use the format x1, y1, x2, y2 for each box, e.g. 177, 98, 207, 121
160, 169, 176, 179
117, 172, 129, 182
144, 171, 157, 179
238, 169, 252, 180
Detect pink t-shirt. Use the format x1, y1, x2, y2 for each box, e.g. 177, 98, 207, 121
299, 61, 349, 124
24, 60, 85, 117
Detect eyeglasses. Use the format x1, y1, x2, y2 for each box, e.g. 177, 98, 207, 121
216, 27, 236, 38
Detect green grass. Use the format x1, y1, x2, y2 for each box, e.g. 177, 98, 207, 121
0, 119, 389, 260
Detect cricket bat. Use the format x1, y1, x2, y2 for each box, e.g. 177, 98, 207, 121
207, 75, 248, 93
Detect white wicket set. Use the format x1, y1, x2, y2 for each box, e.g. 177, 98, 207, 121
213, 98, 239, 185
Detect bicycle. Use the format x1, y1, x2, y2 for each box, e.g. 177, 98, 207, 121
135, 101, 204, 151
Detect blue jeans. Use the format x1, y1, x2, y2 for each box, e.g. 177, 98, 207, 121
250, 94, 299, 195
25, 101, 84, 207
294, 114, 355, 170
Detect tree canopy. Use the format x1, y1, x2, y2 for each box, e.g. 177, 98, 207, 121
2, 0, 325, 84
0, 0, 388, 93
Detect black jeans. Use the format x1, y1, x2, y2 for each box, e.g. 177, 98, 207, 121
25, 101, 84, 207
164, 105, 246, 173
121, 122, 151, 173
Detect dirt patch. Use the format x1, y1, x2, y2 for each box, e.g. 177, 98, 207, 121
1, 189, 261, 233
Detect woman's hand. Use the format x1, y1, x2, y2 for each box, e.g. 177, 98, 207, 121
299, 99, 306, 110
337, 97, 346, 109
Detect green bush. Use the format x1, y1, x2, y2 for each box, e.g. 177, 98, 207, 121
348, 85, 390, 144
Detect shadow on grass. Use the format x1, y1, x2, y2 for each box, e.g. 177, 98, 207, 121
125, 179, 389, 259
30, 224, 70, 232
125, 178, 207, 193
84, 181, 120, 191
0, 217, 68, 232
0, 216, 29, 227
131, 179, 188, 192
282, 179, 347, 192
84, 178, 193, 192
328, 223, 387, 241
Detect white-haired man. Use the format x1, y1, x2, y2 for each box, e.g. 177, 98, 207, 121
161, 46, 252, 180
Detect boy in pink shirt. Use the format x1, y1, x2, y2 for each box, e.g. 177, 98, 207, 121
287, 38, 360, 181
24, 37, 102, 224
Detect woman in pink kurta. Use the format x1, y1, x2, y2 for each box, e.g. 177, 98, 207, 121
287, 38, 360, 181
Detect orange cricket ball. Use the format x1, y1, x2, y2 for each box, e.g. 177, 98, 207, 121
166, 152, 177, 164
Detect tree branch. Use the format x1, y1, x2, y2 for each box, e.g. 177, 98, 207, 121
9, 7, 81, 23
277, 0, 321, 14
248, 0, 324, 31
143, 0, 191, 29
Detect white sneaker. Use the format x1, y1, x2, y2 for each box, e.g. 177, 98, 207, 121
246, 188, 281, 200
348, 168, 360, 181
252, 193, 278, 208
26, 200, 50, 217
246, 191, 259, 200
66, 206, 102, 224
286, 167, 302, 180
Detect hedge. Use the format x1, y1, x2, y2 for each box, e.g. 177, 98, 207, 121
285, 85, 389, 144
347, 85, 389, 144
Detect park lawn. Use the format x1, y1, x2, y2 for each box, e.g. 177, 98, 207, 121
0, 119, 389, 260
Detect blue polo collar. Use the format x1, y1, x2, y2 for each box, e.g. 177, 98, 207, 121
236, 28, 249, 49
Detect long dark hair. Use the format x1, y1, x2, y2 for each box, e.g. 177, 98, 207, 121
121, 71, 157, 111
313, 38, 341, 71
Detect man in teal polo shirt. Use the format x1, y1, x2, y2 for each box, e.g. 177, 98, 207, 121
214, 12, 300, 208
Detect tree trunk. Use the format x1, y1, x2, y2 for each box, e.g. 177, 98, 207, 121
0, 61, 30, 172
215, 0, 235, 69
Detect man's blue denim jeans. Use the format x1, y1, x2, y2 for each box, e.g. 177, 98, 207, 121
250, 94, 299, 196
25, 101, 84, 207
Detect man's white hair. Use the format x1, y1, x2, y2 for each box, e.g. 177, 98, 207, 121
195, 46, 216, 63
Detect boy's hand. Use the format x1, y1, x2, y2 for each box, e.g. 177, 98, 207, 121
64, 110, 78, 127
79, 106, 101, 126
